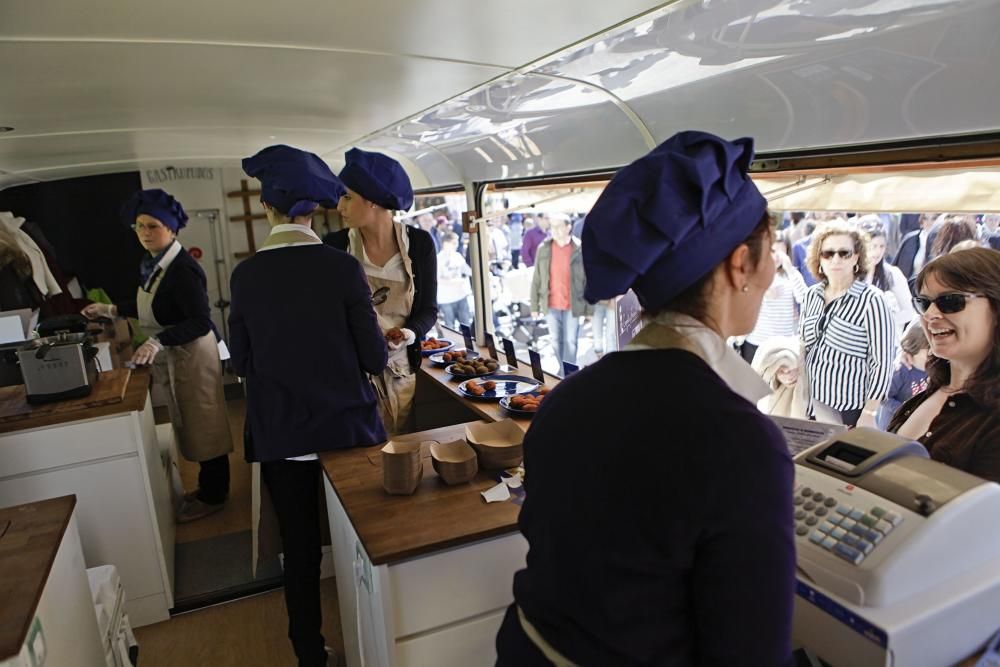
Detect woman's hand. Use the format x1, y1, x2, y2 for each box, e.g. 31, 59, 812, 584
81, 303, 116, 320
384, 327, 415, 350
131, 338, 163, 366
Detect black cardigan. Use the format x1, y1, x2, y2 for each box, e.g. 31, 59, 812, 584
116, 248, 213, 347
324, 226, 438, 371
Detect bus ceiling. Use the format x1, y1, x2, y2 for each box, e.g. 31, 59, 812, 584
2, 0, 1000, 193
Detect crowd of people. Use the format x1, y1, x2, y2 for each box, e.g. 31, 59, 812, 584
743, 209, 1000, 429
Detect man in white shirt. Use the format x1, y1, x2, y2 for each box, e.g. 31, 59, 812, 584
436, 232, 472, 329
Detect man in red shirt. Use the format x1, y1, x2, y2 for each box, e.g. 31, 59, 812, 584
530, 213, 591, 367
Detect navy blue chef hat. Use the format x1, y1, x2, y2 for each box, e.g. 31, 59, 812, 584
242, 144, 345, 218
121, 189, 188, 233
339, 148, 413, 211
582, 130, 767, 312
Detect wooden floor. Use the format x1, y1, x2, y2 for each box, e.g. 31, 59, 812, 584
161, 399, 254, 545
134, 577, 345, 666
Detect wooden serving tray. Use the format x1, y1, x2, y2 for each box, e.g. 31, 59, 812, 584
0, 368, 131, 424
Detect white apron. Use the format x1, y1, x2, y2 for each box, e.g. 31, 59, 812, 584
349, 223, 417, 435
138, 241, 233, 462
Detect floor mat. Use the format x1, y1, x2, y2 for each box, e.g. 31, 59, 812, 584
174, 529, 282, 602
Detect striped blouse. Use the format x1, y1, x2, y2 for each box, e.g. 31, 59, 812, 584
800, 280, 896, 412
747, 267, 809, 345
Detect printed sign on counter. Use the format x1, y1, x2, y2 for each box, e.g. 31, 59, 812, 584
501, 338, 518, 369
460, 324, 475, 354
484, 333, 498, 360
528, 349, 545, 384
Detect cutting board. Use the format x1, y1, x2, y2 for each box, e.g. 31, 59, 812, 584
0, 368, 132, 424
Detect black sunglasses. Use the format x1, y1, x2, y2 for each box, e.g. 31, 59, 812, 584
819, 249, 855, 260
912, 292, 984, 315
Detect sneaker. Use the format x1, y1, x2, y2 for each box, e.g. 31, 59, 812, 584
182, 488, 199, 503
176, 497, 225, 524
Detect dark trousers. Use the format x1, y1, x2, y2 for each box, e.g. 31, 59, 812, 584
511, 249, 521, 268
196, 454, 230, 505
261, 460, 327, 667
839, 408, 864, 428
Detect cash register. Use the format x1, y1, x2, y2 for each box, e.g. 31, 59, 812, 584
792, 429, 1000, 666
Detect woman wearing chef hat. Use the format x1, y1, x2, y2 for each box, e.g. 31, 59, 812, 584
495, 131, 795, 665
82, 189, 232, 523
325, 148, 438, 435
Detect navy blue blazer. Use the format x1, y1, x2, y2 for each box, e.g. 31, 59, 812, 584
229, 244, 388, 462
116, 248, 213, 346
495, 350, 795, 666
323, 226, 438, 371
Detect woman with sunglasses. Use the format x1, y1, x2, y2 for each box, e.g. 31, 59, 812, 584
887, 248, 1000, 483
81, 189, 232, 523
800, 220, 896, 427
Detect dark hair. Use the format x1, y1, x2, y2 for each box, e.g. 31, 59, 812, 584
916, 248, 1000, 410
931, 217, 977, 257
863, 224, 894, 292
649, 211, 774, 323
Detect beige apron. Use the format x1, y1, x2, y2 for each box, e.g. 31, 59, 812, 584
349, 223, 416, 435
138, 241, 233, 462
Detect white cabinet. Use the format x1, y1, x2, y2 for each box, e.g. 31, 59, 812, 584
324, 478, 527, 667
0, 396, 174, 627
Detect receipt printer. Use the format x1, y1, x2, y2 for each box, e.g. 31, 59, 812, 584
791, 428, 1000, 667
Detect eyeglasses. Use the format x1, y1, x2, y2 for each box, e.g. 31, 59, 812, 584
134, 222, 165, 233
912, 292, 984, 315
819, 249, 855, 260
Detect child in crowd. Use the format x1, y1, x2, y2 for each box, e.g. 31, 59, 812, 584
752, 336, 809, 419
876, 323, 930, 430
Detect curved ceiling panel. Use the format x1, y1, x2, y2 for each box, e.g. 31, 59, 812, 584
0, 0, 665, 69
535, 0, 1000, 151
380, 74, 651, 182
349, 135, 463, 189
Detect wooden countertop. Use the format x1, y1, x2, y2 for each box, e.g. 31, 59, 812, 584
418, 340, 561, 431
320, 422, 522, 566
0, 368, 150, 435
0, 495, 76, 662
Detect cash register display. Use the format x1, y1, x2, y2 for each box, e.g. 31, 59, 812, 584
815, 441, 876, 473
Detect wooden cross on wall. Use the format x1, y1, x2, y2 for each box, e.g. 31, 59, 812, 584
227, 179, 338, 258
227, 179, 267, 259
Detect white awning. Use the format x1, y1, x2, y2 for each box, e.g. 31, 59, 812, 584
755, 167, 1000, 213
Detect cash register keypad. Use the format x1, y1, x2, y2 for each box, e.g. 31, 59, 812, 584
794, 487, 903, 565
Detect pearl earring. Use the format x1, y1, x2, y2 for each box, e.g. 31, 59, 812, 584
741, 285, 749, 293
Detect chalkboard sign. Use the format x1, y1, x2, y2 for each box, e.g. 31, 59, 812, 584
460, 323, 475, 353
528, 349, 545, 384
501, 338, 518, 369
484, 332, 498, 360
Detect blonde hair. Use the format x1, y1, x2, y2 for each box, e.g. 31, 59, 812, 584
0, 226, 31, 277
949, 239, 982, 254
806, 220, 871, 283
